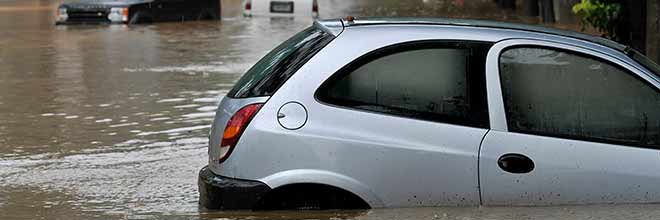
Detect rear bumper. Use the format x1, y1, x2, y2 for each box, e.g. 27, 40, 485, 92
198, 166, 271, 210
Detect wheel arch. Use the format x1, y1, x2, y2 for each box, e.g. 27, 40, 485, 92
258, 169, 385, 208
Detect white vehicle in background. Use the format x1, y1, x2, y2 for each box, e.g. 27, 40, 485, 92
243, 0, 319, 18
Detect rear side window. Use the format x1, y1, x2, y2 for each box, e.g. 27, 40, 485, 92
228, 26, 335, 98
316, 41, 492, 128
500, 47, 660, 148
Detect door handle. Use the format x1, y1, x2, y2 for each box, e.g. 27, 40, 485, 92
497, 153, 535, 174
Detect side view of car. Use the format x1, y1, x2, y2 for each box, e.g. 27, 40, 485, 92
199, 17, 660, 210
56, 0, 220, 25
243, 0, 318, 18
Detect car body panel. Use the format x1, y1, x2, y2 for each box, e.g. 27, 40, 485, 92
259, 169, 385, 207
481, 130, 660, 205
480, 39, 660, 205
208, 96, 269, 173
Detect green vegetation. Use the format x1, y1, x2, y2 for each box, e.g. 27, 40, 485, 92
572, 0, 622, 40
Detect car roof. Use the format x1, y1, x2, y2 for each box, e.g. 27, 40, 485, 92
315, 17, 630, 54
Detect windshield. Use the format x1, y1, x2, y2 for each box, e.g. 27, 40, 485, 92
227, 26, 336, 98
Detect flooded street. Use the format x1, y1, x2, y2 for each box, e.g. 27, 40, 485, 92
1, 0, 658, 219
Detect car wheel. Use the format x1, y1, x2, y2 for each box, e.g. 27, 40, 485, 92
253, 184, 370, 210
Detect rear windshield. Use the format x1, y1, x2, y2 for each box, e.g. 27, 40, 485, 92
227, 26, 336, 98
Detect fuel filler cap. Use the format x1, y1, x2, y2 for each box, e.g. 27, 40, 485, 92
277, 102, 307, 130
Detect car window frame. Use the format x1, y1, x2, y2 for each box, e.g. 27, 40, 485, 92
488, 39, 660, 149
314, 40, 493, 129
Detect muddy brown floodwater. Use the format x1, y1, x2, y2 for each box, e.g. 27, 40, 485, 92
0, 0, 659, 219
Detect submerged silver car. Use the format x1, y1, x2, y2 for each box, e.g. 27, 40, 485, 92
198, 17, 660, 210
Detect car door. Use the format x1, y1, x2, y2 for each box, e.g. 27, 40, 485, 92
310, 40, 493, 207
480, 39, 660, 205
244, 39, 493, 207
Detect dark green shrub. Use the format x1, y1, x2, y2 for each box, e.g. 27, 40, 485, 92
572, 0, 622, 40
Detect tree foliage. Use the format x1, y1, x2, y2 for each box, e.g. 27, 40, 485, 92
572, 0, 622, 40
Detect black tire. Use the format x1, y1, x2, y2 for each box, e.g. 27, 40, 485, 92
253, 184, 370, 210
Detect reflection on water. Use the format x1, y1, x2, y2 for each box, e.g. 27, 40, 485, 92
0, 0, 638, 219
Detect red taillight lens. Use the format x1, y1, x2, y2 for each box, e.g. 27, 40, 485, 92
218, 103, 263, 163
312, 0, 318, 12
245, 0, 252, 10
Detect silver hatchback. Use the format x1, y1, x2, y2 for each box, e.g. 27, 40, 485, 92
198, 17, 660, 210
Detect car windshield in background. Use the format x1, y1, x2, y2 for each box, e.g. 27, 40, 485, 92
227, 26, 335, 98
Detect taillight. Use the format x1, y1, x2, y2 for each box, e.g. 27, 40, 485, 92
56, 8, 68, 22
245, 0, 252, 10
108, 7, 129, 22
122, 8, 129, 17
312, 0, 318, 13
218, 103, 263, 163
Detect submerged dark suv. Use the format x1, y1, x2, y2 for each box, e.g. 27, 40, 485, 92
56, 0, 220, 25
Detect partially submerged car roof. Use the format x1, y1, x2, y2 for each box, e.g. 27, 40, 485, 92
315, 17, 629, 54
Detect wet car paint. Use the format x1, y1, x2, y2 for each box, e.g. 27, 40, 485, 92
2, 0, 659, 219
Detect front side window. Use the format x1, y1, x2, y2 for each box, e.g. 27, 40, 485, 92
316, 41, 491, 128
500, 47, 660, 148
